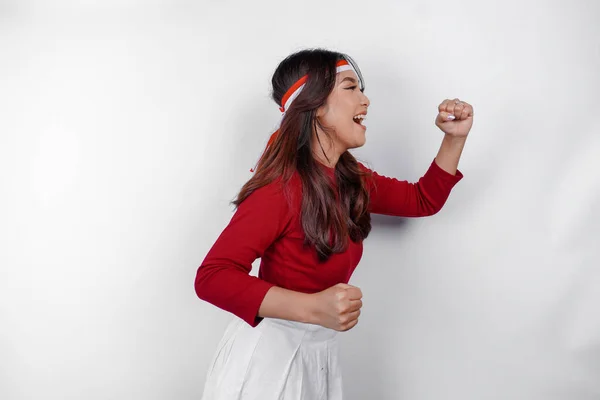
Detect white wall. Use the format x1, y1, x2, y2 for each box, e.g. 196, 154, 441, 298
1, 1, 599, 399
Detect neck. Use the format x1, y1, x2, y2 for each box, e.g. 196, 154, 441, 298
312, 131, 342, 168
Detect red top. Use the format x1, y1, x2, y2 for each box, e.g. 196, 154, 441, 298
195, 159, 463, 326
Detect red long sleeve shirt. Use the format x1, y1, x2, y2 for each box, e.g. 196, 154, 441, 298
195, 159, 463, 326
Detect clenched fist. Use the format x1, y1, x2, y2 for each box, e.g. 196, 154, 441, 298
310, 283, 363, 332
435, 98, 474, 138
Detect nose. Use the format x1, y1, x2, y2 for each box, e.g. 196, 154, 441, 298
360, 91, 370, 108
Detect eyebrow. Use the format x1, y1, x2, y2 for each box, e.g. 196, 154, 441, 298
340, 76, 357, 85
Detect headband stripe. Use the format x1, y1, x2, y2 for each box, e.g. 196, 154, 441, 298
279, 75, 308, 112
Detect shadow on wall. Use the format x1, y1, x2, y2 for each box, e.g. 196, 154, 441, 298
372, 213, 410, 229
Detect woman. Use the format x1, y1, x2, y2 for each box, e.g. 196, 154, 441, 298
195, 48, 472, 399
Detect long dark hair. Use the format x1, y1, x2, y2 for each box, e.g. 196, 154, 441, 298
234, 49, 372, 261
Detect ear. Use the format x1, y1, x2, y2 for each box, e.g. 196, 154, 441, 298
316, 103, 328, 118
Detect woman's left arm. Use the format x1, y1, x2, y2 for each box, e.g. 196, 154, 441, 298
434, 98, 474, 175
364, 98, 473, 217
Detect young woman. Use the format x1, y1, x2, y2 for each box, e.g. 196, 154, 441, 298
195, 48, 473, 399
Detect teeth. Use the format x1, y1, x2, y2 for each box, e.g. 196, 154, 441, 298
353, 114, 366, 120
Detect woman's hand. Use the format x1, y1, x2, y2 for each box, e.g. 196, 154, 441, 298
308, 283, 363, 332
435, 98, 474, 138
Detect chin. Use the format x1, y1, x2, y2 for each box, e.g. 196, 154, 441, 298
338, 126, 366, 150
351, 133, 367, 149
346, 139, 366, 150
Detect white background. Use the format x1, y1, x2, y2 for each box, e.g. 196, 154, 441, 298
1, 1, 599, 399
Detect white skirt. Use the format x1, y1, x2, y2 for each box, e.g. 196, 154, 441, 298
201, 317, 343, 400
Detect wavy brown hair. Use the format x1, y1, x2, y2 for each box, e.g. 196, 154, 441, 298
234, 49, 372, 261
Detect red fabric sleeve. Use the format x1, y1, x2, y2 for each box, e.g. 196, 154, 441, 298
194, 181, 292, 327
362, 159, 463, 217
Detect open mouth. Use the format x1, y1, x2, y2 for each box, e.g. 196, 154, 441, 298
353, 114, 366, 125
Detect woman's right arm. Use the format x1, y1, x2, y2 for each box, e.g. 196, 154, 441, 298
195, 181, 362, 330
195, 182, 291, 327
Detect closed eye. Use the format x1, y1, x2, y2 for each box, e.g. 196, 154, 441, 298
345, 85, 358, 91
